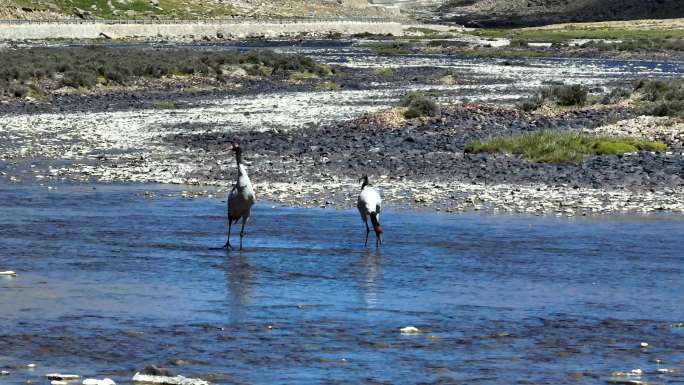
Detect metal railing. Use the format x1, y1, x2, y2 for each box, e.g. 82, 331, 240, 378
0, 16, 401, 25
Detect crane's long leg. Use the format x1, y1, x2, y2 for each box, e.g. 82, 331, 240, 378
239, 216, 248, 251
364, 218, 370, 247
223, 219, 233, 250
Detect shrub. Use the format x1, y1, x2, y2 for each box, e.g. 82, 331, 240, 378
518, 94, 545, 112
61, 70, 97, 88
400, 92, 441, 119
518, 83, 589, 111
600, 87, 631, 104
10, 84, 27, 98
399, 90, 442, 107
553, 84, 588, 106
634, 79, 684, 117
0, 47, 326, 96
639, 100, 684, 117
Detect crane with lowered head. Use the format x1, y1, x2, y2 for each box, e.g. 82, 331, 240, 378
357, 175, 383, 247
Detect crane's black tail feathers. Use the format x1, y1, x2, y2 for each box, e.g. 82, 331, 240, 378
370, 212, 382, 234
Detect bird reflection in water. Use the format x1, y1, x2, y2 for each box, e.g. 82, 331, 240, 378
223, 253, 253, 323
359, 248, 382, 308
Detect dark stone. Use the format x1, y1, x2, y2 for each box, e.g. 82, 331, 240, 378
141, 365, 176, 377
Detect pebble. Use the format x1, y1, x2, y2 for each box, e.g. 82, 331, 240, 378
606, 380, 647, 385
46, 374, 80, 380
131, 373, 209, 385
400, 326, 421, 334
83, 378, 115, 385
611, 369, 643, 377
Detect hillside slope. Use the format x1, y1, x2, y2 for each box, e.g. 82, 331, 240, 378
0, 0, 388, 19
438, 0, 684, 27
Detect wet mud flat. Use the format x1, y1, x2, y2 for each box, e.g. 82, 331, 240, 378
1, 181, 684, 385
1, 47, 683, 215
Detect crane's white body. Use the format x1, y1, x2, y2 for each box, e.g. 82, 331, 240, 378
228, 164, 255, 221
357, 186, 382, 220
357, 183, 382, 247
225, 156, 256, 250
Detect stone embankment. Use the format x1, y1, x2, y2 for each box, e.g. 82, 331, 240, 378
0, 18, 403, 40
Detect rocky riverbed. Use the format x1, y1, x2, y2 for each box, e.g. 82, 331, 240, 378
0, 46, 682, 215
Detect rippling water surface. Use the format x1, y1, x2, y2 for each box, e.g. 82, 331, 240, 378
1, 181, 684, 384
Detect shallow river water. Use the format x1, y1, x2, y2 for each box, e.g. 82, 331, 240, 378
1, 180, 684, 384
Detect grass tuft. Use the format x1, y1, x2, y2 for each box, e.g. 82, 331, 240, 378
464, 131, 666, 163
363, 42, 412, 56
461, 49, 550, 58
374, 68, 395, 77
315, 81, 340, 91
153, 100, 177, 109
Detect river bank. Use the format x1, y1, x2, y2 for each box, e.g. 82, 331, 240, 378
0, 45, 682, 215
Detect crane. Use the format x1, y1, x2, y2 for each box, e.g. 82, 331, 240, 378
357, 175, 383, 247
224, 142, 256, 251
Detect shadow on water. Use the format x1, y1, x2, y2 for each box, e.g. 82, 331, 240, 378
1, 181, 684, 384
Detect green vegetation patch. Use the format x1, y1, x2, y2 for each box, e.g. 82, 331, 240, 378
362, 42, 412, 56
461, 49, 550, 58
374, 68, 395, 77
406, 27, 444, 35
586, 38, 684, 52
600, 87, 632, 105
634, 79, 684, 117
464, 131, 666, 163
399, 91, 441, 119
14, 0, 236, 19
426, 40, 470, 48
315, 81, 340, 91
0, 47, 328, 97
154, 100, 178, 109
519, 84, 589, 111
472, 27, 684, 43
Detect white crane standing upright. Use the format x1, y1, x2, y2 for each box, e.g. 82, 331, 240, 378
357, 175, 383, 247
224, 142, 256, 251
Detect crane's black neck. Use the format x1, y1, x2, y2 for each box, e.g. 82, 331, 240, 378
234, 147, 243, 166
361, 175, 370, 189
